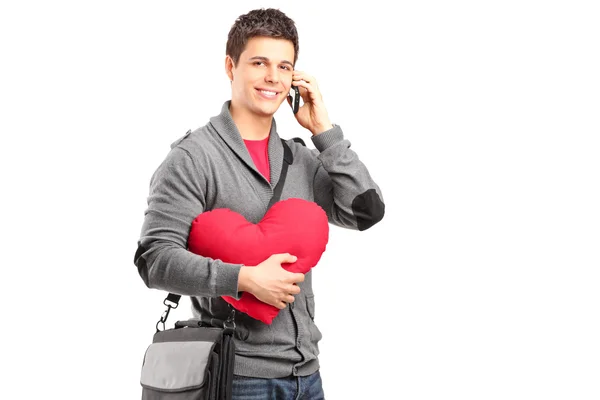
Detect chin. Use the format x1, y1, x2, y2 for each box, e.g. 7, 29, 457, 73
254, 103, 280, 117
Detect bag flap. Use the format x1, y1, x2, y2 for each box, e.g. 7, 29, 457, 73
140, 341, 215, 391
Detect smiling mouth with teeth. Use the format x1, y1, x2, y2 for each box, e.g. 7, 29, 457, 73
257, 89, 279, 98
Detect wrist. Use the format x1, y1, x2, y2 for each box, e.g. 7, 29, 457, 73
238, 266, 255, 293
311, 122, 333, 136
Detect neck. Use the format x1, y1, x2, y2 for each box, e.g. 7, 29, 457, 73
229, 101, 272, 140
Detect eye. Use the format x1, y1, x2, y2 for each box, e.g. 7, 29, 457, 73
253, 61, 265, 66
280, 65, 291, 71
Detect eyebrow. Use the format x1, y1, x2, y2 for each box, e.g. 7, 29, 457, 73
249, 56, 294, 68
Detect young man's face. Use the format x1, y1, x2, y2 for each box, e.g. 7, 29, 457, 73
227, 36, 295, 117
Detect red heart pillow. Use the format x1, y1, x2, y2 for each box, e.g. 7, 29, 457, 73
188, 197, 329, 324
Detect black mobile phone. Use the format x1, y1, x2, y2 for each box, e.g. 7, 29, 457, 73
288, 86, 300, 114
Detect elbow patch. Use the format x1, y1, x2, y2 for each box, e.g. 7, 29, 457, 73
352, 189, 385, 231
134, 242, 150, 287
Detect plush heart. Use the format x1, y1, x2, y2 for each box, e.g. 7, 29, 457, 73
188, 197, 329, 324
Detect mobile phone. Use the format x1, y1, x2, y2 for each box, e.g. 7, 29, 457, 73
288, 85, 300, 114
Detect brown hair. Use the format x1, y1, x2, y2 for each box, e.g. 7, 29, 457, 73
226, 8, 299, 66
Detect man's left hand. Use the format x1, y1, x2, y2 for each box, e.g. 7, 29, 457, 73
288, 71, 333, 136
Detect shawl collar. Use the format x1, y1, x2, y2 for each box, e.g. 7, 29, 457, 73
209, 101, 284, 188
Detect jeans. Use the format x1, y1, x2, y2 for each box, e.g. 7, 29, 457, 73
231, 370, 325, 400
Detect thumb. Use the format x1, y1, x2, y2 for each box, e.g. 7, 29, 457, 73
274, 253, 297, 264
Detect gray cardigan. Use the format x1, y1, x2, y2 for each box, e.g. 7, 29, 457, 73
135, 100, 385, 378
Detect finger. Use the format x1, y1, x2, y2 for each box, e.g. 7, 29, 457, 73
292, 80, 318, 102
292, 71, 316, 85
276, 301, 287, 310
285, 294, 295, 303
292, 80, 312, 91
287, 284, 301, 295
289, 272, 305, 283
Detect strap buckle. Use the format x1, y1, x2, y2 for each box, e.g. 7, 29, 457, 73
223, 305, 236, 335
155, 296, 180, 333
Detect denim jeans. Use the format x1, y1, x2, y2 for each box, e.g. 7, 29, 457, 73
231, 370, 325, 400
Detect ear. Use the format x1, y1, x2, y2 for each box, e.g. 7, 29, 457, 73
225, 55, 235, 82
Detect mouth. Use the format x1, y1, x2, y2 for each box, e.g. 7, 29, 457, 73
255, 88, 281, 100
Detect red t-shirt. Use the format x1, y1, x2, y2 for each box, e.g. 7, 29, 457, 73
244, 137, 271, 182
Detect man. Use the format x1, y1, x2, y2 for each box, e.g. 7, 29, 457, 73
135, 8, 384, 399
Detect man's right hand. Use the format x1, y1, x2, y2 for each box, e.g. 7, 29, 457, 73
238, 253, 304, 309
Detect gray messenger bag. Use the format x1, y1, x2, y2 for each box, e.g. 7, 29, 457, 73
139, 293, 236, 400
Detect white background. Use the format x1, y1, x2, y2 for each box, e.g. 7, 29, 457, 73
1, 1, 599, 399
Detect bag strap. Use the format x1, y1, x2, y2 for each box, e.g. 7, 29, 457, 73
267, 138, 293, 209
156, 138, 294, 332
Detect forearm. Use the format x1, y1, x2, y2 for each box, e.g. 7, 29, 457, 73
137, 238, 242, 298
312, 125, 385, 230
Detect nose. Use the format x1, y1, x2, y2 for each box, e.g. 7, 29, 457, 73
264, 65, 280, 84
